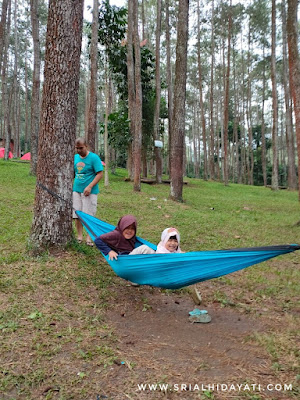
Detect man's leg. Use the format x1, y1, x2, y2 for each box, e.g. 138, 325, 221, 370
82, 194, 98, 245
73, 192, 83, 241
75, 219, 83, 242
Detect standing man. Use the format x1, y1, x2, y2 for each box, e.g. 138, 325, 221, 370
73, 137, 103, 245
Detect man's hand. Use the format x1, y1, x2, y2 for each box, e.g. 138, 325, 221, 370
83, 185, 92, 196
108, 250, 118, 261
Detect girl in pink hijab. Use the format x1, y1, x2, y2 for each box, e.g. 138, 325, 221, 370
156, 227, 182, 253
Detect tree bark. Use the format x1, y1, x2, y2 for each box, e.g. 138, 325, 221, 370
30, 0, 84, 250
153, 0, 162, 183
104, 63, 112, 187
0, 0, 9, 69
11, 0, 18, 157
271, 0, 279, 190
197, 0, 207, 180
223, 0, 232, 186
86, 0, 99, 153
209, 0, 215, 179
282, 0, 297, 190
30, 0, 41, 175
246, 28, 253, 185
165, 0, 173, 178
132, 0, 142, 192
2, 0, 11, 161
287, 0, 300, 198
127, 0, 135, 181
170, 0, 189, 202
261, 44, 267, 187
24, 51, 30, 152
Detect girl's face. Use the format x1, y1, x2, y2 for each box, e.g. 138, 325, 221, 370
165, 237, 178, 252
122, 223, 135, 239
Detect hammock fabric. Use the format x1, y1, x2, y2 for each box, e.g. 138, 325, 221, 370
76, 211, 300, 289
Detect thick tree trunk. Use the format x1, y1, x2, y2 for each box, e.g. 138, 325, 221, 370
282, 0, 297, 190
30, 0, 84, 250
30, 0, 41, 175
287, 0, 300, 198
170, 0, 189, 202
86, 0, 98, 153
271, 0, 279, 190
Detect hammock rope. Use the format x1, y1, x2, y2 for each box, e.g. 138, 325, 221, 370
76, 211, 300, 289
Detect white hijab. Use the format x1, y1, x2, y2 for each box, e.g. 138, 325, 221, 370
156, 227, 182, 253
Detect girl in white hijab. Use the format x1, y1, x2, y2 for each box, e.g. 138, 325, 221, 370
156, 227, 182, 253
156, 227, 202, 304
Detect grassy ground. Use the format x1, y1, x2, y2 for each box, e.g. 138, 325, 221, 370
0, 159, 299, 399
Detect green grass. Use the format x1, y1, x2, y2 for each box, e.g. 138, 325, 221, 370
1, 160, 299, 254
1, 159, 300, 399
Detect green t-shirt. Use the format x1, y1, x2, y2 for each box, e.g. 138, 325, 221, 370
73, 152, 103, 195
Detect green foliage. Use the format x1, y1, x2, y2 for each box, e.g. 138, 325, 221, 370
109, 45, 155, 102
99, 109, 130, 167
97, 0, 127, 53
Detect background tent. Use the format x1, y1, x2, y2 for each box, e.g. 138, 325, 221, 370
0, 147, 13, 158
18, 152, 105, 163
20, 152, 31, 160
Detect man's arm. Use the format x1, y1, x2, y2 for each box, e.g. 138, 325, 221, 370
83, 171, 103, 196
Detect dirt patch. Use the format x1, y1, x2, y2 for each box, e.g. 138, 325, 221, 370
1, 257, 298, 400
100, 282, 288, 399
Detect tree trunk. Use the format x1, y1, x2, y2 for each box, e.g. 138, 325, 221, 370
271, 0, 279, 190
223, 0, 232, 186
30, 0, 41, 175
246, 29, 253, 185
132, 0, 142, 192
287, 0, 300, 198
30, 0, 84, 250
165, 0, 173, 178
153, 0, 162, 183
104, 60, 110, 187
261, 44, 267, 187
192, 105, 199, 177
282, 0, 297, 190
197, 0, 207, 180
11, 0, 18, 157
86, 0, 98, 153
232, 42, 239, 183
0, 0, 9, 68
127, 0, 135, 181
209, 0, 215, 180
2, 0, 11, 161
24, 51, 30, 152
170, 0, 189, 202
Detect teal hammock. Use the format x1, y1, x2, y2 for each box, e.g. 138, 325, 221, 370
76, 211, 300, 289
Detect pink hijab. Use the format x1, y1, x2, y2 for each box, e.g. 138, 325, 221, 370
100, 215, 137, 253
156, 227, 182, 253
